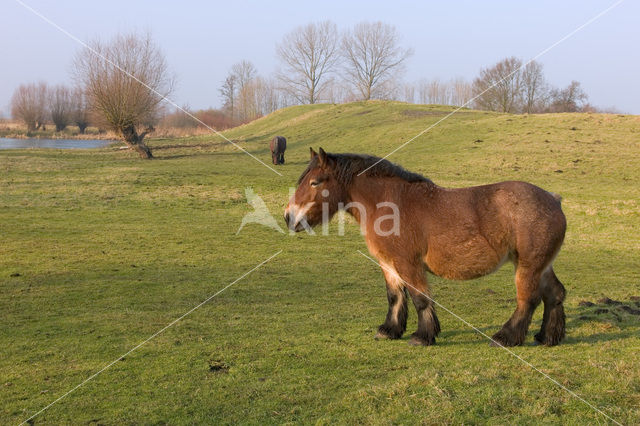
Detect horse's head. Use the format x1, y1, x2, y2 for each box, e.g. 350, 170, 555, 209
284, 148, 347, 232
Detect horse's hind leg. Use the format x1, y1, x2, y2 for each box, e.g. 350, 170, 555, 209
492, 266, 542, 347
406, 281, 440, 346
535, 267, 566, 346
375, 265, 408, 340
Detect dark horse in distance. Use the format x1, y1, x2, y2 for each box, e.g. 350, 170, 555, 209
270, 136, 287, 165
285, 148, 567, 347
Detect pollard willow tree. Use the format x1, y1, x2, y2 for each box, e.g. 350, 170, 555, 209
74, 33, 173, 158
10, 82, 49, 132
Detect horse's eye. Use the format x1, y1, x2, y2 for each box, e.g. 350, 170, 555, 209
310, 180, 320, 187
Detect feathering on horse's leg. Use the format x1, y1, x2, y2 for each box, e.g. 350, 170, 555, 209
375, 263, 408, 340
393, 261, 439, 346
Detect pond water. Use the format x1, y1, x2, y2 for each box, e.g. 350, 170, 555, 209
0, 138, 115, 150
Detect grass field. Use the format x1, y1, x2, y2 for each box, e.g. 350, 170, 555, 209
1, 101, 639, 424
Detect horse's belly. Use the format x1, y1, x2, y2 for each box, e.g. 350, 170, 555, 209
424, 236, 507, 280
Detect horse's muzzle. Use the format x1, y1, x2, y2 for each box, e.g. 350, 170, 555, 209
284, 207, 305, 232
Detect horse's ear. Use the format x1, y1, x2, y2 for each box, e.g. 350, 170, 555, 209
310, 147, 317, 160
318, 147, 332, 168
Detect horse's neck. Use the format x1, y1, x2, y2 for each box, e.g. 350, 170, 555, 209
345, 177, 393, 223
346, 176, 438, 223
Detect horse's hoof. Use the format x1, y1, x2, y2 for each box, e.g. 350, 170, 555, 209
490, 331, 520, 347
408, 335, 435, 346
374, 330, 391, 340
533, 331, 563, 346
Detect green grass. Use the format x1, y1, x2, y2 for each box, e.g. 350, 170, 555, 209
1, 101, 639, 424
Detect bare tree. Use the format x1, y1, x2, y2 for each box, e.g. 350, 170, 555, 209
231, 60, 257, 121
71, 87, 91, 133
219, 74, 237, 120
342, 22, 413, 100
450, 77, 472, 107
548, 81, 588, 112
74, 32, 173, 158
245, 76, 287, 116
11, 82, 48, 131
276, 21, 340, 104
402, 83, 415, 103
49, 85, 73, 132
232, 60, 257, 90
521, 61, 547, 113
472, 56, 523, 112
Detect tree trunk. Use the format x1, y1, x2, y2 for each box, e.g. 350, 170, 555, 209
122, 125, 153, 159
131, 143, 153, 159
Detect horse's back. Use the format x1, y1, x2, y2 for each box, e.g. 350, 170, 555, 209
422, 181, 565, 279
271, 136, 286, 151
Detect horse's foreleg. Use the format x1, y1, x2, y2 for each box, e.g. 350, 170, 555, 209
492, 266, 542, 347
389, 260, 440, 346
375, 265, 408, 340
535, 267, 566, 346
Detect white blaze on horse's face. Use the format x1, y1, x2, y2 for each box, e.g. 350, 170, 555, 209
284, 198, 315, 232
285, 148, 348, 232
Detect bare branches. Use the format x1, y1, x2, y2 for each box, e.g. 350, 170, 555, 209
276, 21, 339, 104
220, 61, 291, 123
71, 87, 91, 133
219, 74, 237, 119
416, 78, 472, 106
549, 81, 588, 112
341, 22, 413, 100
521, 61, 547, 113
49, 85, 72, 132
471, 57, 588, 113
73, 32, 174, 158
472, 56, 523, 113
11, 82, 48, 132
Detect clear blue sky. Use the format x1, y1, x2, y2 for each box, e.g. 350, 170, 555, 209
1, 0, 638, 115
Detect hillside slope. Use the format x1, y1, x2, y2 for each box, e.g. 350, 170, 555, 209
156, 100, 640, 189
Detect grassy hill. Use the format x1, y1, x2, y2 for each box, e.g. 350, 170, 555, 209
1, 101, 639, 424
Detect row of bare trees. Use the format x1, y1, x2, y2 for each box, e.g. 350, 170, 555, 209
219, 60, 293, 123
10, 82, 90, 132
394, 57, 592, 113
219, 22, 593, 115
218, 20, 413, 113
472, 57, 589, 113
276, 20, 412, 103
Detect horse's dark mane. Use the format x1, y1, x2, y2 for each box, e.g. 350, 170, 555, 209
298, 153, 431, 186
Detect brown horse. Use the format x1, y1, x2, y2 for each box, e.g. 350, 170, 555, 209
285, 148, 567, 347
270, 136, 287, 165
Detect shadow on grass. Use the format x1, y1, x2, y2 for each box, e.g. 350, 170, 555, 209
398, 300, 640, 347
